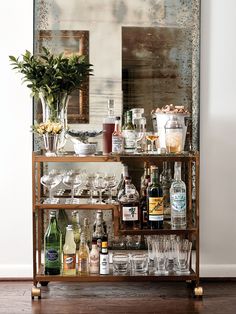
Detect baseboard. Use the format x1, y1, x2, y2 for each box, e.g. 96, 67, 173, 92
200, 264, 236, 277
0, 264, 32, 278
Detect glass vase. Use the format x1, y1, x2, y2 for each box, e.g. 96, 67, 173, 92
39, 92, 70, 151
43, 134, 59, 156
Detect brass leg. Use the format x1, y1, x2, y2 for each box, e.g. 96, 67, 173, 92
31, 285, 41, 299
194, 286, 204, 297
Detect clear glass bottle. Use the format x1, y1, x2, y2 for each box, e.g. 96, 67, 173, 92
82, 218, 91, 250
147, 166, 164, 229
93, 210, 107, 251
44, 211, 62, 275
77, 232, 90, 275
170, 162, 186, 229
140, 162, 151, 229
118, 178, 140, 230
71, 210, 81, 250
103, 99, 115, 155
89, 238, 100, 274
122, 110, 136, 152
63, 225, 76, 275
160, 162, 172, 219
131, 108, 147, 152
117, 164, 129, 199
112, 116, 124, 153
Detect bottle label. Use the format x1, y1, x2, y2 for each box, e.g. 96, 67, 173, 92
112, 136, 123, 153
171, 193, 186, 212
149, 197, 164, 221
63, 253, 76, 270
90, 254, 99, 273
46, 248, 59, 262
123, 130, 136, 149
122, 206, 138, 221
78, 258, 88, 273
100, 254, 109, 274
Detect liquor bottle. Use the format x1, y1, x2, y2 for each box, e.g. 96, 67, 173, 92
82, 217, 91, 250
140, 162, 151, 229
103, 99, 115, 155
112, 116, 124, 153
117, 164, 129, 199
160, 162, 172, 219
170, 162, 186, 229
71, 210, 81, 250
44, 211, 62, 275
99, 235, 109, 275
93, 211, 107, 251
122, 110, 136, 152
63, 225, 76, 275
131, 108, 147, 152
89, 238, 100, 274
77, 232, 90, 275
147, 166, 164, 229
118, 178, 140, 230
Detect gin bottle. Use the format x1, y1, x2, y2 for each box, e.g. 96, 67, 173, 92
170, 162, 186, 229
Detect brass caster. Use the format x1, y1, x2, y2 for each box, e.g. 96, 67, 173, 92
31, 286, 41, 299
194, 286, 203, 297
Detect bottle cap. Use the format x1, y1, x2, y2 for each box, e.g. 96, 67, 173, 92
102, 241, 108, 248
67, 225, 73, 231
115, 116, 120, 121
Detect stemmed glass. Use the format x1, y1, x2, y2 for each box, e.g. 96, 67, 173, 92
104, 173, 118, 204
62, 171, 83, 204
84, 173, 96, 204
146, 132, 159, 154
40, 173, 62, 204
134, 131, 145, 154
93, 173, 108, 204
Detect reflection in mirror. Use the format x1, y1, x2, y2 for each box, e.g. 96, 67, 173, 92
34, 0, 200, 150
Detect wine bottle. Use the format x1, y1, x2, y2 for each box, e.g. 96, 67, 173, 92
147, 166, 164, 229
122, 110, 136, 152
140, 162, 151, 229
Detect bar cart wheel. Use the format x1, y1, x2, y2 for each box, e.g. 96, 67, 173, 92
40, 281, 49, 287
31, 286, 41, 299
194, 286, 203, 297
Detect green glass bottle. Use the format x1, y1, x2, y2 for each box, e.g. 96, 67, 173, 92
44, 211, 62, 275
147, 166, 164, 229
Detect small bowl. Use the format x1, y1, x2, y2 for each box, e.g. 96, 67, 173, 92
74, 143, 96, 156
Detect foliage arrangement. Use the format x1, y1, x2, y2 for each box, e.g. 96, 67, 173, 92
32, 120, 63, 135
9, 47, 93, 98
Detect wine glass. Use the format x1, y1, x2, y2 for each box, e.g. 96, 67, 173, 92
104, 173, 118, 204
93, 173, 107, 204
146, 132, 159, 154
62, 171, 83, 204
40, 173, 62, 204
84, 173, 96, 204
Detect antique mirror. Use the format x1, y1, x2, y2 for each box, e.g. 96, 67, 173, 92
34, 0, 200, 150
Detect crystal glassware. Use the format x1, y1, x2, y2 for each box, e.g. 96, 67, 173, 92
146, 132, 159, 154
104, 173, 118, 204
62, 171, 83, 204
84, 173, 96, 204
40, 173, 62, 204
93, 173, 107, 204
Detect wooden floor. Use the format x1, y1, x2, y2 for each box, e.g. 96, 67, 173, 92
0, 281, 236, 314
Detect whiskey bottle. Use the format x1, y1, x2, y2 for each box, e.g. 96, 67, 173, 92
160, 162, 172, 219
147, 166, 164, 229
140, 162, 151, 229
77, 232, 90, 275
118, 178, 140, 230
170, 162, 186, 229
63, 225, 76, 276
122, 110, 136, 152
99, 236, 109, 275
44, 211, 62, 275
112, 116, 124, 153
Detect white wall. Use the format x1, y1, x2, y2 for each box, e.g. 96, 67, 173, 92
0, 0, 33, 277
0, 0, 236, 277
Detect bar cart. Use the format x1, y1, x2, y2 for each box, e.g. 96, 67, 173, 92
31, 151, 203, 299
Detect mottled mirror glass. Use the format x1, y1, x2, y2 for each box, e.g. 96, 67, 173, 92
34, 0, 200, 150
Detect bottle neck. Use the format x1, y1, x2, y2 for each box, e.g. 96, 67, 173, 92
65, 230, 74, 244
114, 120, 120, 133
151, 168, 159, 185
174, 164, 182, 181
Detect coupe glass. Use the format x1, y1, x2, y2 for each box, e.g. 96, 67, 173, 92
62, 171, 83, 204
40, 173, 62, 204
93, 173, 107, 204
146, 132, 159, 154
84, 173, 96, 204
134, 131, 145, 154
